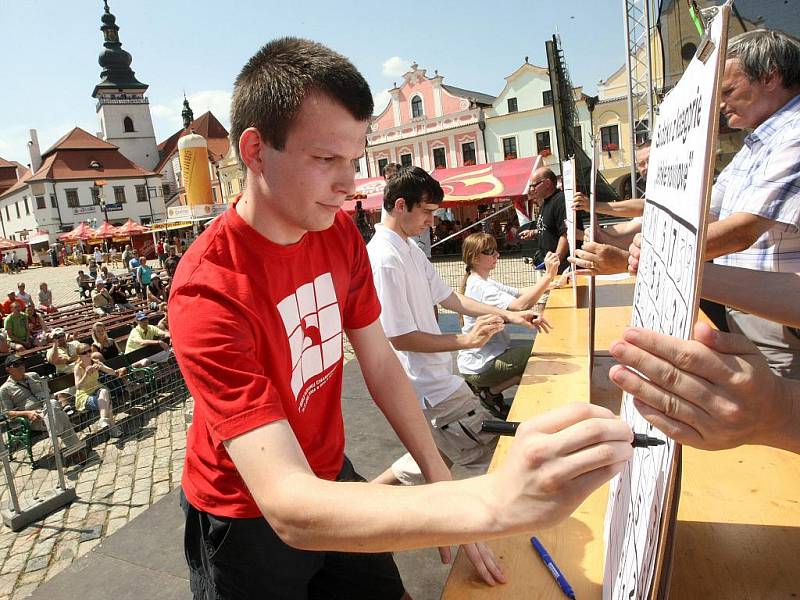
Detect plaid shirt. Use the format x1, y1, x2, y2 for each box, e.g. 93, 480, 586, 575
711, 93, 800, 272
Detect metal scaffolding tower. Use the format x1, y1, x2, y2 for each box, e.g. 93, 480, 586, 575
623, 0, 657, 196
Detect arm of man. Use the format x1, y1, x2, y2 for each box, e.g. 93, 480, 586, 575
372, 262, 505, 352
348, 319, 506, 583
704, 212, 776, 260
0, 389, 36, 421
572, 194, 645, 218
225, 402, 633, 553
598, 220, 642, 247
570, 241, 630, 275
439, 292, 541, 330
609, 322, 800, 454
348, 320, 450, 482
700, 263, 800, 328
390, 315, 506, 352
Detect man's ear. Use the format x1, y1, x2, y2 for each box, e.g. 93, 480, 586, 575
763, 69, 783, 92
394, 197, 407, 213
239, 127, 266, 174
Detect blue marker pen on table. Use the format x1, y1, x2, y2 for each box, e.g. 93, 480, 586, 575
530, 536, 576, 600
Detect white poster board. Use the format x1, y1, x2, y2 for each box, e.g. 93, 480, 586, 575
603, 4, 730, 599
561, 158, 578, 300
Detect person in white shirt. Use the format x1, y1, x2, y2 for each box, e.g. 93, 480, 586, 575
15, 282, 33, 307
458, 233, 559, 406
367, 166, 550, 485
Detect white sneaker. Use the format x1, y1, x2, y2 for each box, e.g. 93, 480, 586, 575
97, 418, 110, 430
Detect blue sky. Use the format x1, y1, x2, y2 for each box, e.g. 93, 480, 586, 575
1, 0, 626, 167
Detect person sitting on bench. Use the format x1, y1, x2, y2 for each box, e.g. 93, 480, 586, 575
73, 344, 125, 438
92, 282, 114, 315
38, 282, 58, 314
46, 328, 80, 374
4, 301, 33, 349
108, 280, 135, 311
0, 354, 86, 459
125, 311, 171, 363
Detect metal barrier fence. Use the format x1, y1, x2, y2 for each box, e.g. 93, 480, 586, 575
0, 354, 189, 531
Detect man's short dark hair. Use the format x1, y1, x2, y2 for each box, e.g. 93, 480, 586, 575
382, 162, 401, 180
383, 166, 444, 212
230, 37, 374, 160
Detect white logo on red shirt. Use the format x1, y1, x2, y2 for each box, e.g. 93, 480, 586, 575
276, 272, 342, 411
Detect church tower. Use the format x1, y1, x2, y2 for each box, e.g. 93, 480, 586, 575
92, 0, 158, 170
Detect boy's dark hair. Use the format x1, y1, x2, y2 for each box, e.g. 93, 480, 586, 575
382, 162, 400, 180
383, 166, 444, 212
230, 37, 373, 161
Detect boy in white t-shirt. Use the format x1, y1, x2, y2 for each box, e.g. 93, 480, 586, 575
367, 166, 550, 485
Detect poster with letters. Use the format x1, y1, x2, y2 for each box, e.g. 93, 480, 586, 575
603, 3, 731, 599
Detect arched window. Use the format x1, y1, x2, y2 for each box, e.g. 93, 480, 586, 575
123, 116, 135, 132
411, 96, 424, 118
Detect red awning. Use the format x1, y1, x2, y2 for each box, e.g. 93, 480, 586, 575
58, 221, 95, 241
0, 238, 26, 250
436, 156, 537, 205
115, 218, 150, 236
342, 177, 386, 213
93, 220, 118, 238
342, 157, 538, 213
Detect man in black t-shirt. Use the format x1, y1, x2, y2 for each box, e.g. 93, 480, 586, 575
521, 167, 583, 273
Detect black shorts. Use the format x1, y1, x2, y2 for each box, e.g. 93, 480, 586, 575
181, 456, 405, 600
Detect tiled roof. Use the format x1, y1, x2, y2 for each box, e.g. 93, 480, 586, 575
28, 148, 154, 183
41, 127, 118, 158
441, 84, 496, 106
155, 111, 230, 173
0, 168, 33, 200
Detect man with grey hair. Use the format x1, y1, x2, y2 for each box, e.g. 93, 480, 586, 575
616, 29, 800, 375
703, 28, 800, 378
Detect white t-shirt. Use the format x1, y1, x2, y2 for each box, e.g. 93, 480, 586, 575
367, 224, 462, 407
457, 274, 519, 375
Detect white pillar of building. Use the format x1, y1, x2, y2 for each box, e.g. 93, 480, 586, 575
448, 134, 458, 168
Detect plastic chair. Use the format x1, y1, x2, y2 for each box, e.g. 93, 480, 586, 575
1, 415, 35, 466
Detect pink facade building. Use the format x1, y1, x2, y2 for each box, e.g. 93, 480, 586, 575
364, 63, 495, 177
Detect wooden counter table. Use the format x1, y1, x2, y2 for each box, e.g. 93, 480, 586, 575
441, 277, 800, 599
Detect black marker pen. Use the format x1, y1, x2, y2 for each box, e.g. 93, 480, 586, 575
481, 420, 666, 448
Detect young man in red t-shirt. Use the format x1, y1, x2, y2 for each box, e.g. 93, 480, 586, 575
170, 37, 634, 599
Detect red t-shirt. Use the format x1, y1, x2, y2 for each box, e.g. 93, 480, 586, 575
170, 204, 381, 518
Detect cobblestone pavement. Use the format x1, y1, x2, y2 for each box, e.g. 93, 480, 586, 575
0, 263, 190, 600
0, 399, 190, 600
